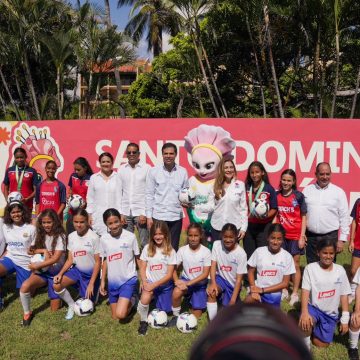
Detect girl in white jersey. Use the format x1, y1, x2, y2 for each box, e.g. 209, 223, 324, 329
53, 209, 101, 320
137, 220, 176, 335
349, 267, 360, 359
299, 238, 350, 350
99, 208, 140, 321
19, 209, 66, 326
0, 202, 35, 311
245, 223, 295, 307
168, 223, 211, 327
206, 223, 247, 321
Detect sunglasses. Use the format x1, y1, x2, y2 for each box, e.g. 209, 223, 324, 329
127, 151, 139, 155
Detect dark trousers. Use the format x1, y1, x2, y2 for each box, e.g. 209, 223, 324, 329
154, 218, 183, 251
243, 222, 272, 260
211, 227, 222, 242
305, 230, 338, 264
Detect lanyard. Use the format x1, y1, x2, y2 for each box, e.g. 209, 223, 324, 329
248, 181, 265, 210
15, 165, 26, 192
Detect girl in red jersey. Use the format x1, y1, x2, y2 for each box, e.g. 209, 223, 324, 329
66, 157, 93, 234
3, 147, 39, 211
35, 160, 66, 220
274, 169, 307, 306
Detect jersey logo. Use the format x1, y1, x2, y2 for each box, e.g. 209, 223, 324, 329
220, 265, 232, 272
318, 289, 335, 299
109, 252, 122, 261
150, 264, 162, 271
74, 250, 86, 257
189, 266, 201, 274
261, 270, 277, 276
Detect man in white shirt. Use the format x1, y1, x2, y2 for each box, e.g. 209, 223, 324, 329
118, 143, 151, 249
303, 162, 350, 263
146, 143, 189, 251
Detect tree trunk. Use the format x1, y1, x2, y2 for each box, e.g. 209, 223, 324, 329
330, 30, 340, 118
191, 35, 220, 118
0, 92, 6, 115
350, 66, 360, 119
319, 66, 325, 118
153, 28, 163, 58
85, 71, 93, 118
177, 95, 184, 118
313, 23, 321, 117
0, 67, 21, 121
15, 71, 30, 119
246, 15, 266, 118
283, 46, 301, 112
57, 67, 62, 119
104, 0, 111, 28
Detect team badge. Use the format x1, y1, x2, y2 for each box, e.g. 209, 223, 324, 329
292, 199, 298, 207
260, 193, 267, 200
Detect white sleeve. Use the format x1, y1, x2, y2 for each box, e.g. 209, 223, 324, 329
145, 169, 155, 218
340, 267, 351, 295
140, 246, 148, 262
54, 236, 65, 251
338, 188, 350, 241
132, 235, 140, 256
239, 183, 248, 232
0, 222, 5, 256
86, 175, 96, 214
176, 248, 183, 266
182, 168, 189, 189
117, 171, 123, 214
204, 248, 212, 267
211, 242, 219, 262
99, 238, 106, 258
247, 249, 258, 268
236, 249, 248, 274
284, 254, 296, 275
93, 234, 100, 255
115, 172, 123, 215
353, 268, 360, 285
168, 249, 177, 265
301, 266, 311, 291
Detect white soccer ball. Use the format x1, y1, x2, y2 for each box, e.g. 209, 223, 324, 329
176, 312, 198, 333
68, 194, 84, 211
179, 187, 196, 205
251, 199, 269, 218
147, 308, 168, 329
7, 191, 23, 204
73, 298, 94, 317
30, 253, 48, 273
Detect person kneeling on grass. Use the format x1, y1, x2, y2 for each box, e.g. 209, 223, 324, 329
245, 223, 295, 307
299, 238, 350, 351
348, 266, 360, 360
206, 223, 247, 321
168, 223, 211, 327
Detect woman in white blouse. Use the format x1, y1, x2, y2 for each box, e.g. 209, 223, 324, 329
210, 157, 248, 242
86, 152, 121, 236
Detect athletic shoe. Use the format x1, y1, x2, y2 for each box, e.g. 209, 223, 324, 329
281, 289, 289, 301
22, 312, 33, 327
65, 307, 75, 320
138, 321, 148, 336
289, 293, 299, 306
167, 316, 178, 328
348, 348, 360, 360
0, 297, 4, 312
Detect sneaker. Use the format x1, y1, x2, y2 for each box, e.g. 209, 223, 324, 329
167, 316, 178, 328
289, 293, 299, 306
281, 289, 289, 301
65, 306, 75, 320
138, 321, 148, 336
348, 348, 360, 360
0, 297, 4, 312
22, 312, 33, 327
246, 286, 251, 295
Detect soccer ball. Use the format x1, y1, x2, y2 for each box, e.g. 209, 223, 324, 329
178, 187, 196, 206
30, 254, 48, 273
176, 312, 198, 333
251, 198, 269, 218
73, 298, 94, 317
147, 308, 168, 328
7, 191, 23, 204
68, 194, 84, 211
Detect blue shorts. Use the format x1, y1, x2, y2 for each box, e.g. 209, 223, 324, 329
0, 257, 31, 288
108, 276, 138, 304
216, 275, 235, 306
282, 239, 305, 256
153, 280, 174, 313
181, 277, 207, 310
353, 249, 360, 258
260, 292, 282, 307
64, 267, 100, 303
36, 272, 60, 300
308, 304, 338, 344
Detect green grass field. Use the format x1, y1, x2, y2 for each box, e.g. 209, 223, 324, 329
0, 238, 355, 360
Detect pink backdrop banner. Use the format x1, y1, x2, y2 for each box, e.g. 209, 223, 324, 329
1, 118, 359, 211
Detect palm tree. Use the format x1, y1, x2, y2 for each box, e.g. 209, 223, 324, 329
118, 0, 180, 57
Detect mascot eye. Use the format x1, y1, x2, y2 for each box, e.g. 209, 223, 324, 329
193, 163, 200, 169
205, 162, 215, 170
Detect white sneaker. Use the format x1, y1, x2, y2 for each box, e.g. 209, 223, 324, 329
281, 289, 289, 301
246, 286, 251, 295
65, 306, 75, 320
289, 293, 299, 306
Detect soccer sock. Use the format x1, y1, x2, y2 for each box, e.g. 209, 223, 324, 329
172, 306, 181, 317
349, 329, 360, 349
55, 289, 75, 308
137, 301, 149, 322
20, 292, 31, 314
351, 283, 357, 297
207, 302, 218, 321
304, 336, 311, 350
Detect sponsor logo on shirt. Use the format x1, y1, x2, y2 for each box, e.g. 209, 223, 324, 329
109, 252, 122, 261
318, 289, 335, 299
150, 264, 163, 271
335, 277, 342, 284
42, 192, 55, 196
84, 242, 92, 248
261, 270, 277, 276
221, 265, 232, 272
120, 244, 129, 249
24, 173, 30, 178
74, 250, 86, 257
42, 198, 55, 206
7, 241, 24, 247
189, 266, 201, 274
278, 206, 295, 213
292, 199, 299, 207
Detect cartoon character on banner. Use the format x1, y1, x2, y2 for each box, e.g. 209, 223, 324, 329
183, 124, 235, 245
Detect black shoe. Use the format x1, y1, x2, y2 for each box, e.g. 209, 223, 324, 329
167, 316, 178, 328
22, 312, 33, 327
349, 348, 360, 360
138, 321, 148, 336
